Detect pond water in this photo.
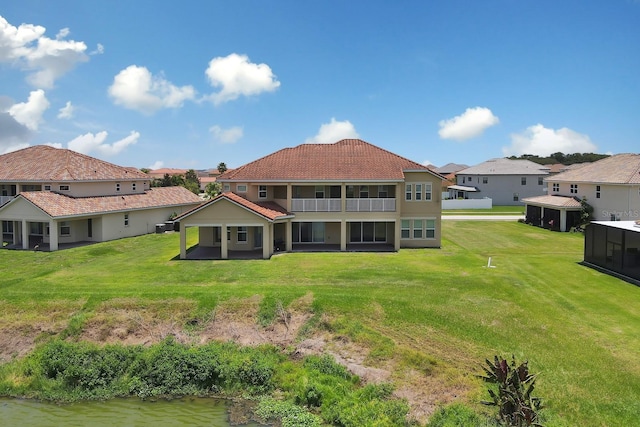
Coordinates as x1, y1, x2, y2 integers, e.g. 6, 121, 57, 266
0, 397, 264, 427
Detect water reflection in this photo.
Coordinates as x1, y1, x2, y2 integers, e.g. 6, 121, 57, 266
0, 397, 263, 427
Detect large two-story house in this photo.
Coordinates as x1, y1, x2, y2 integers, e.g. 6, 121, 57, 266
175, 139, 443, 259
454, 158, 550, 205
0, 145, 202, 251
523, 153, 640, 231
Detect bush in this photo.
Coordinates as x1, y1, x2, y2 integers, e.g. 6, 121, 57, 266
256, 397, 322, 427
428, 403, 495, 426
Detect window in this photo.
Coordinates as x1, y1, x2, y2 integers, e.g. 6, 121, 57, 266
425, 183, 432, 201
259, 185, 268, 198
223, 184, 230, 192
521, 177, 527, 185
44, 185, 51, 191
346, 185, 355, 198
482, 177, 488, 184
596, 185, 601, 199
413, 219, 423, 238
570, 184, 578, 194
513, 193, 519, 202
30, 222, 44, 234
116, 183, 121, 192
59, 185, 70, 191
2, 221, 13, 233
124, 214, 129, 227
378, 185, 388, 198
415, 184, 422, 201
552, 183, 559, 192
426, 219, 436, 238
237, 226, 247, 242
132, 182, 137, 191
315, 186, 324, 198
401, 220, 410, 239
538, 177, 543, 185
405, 184, 412, 201
236, 184, 247, 192
60, 221, 70, 236
359, 185, 369, 198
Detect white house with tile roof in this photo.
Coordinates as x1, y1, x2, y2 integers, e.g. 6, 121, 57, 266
175, 139, 443, 259
523, 154, 640, 231
0, 146, 203, 251
455, 158, 550, 205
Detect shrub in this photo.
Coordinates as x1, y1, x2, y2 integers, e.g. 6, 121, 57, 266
256, 397, 322, 427
479, 355, 544, 427
427, 403, 496, 426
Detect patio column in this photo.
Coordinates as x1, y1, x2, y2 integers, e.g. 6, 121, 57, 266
49, 219, 58, 251
179, 225, 187, 259
340, 219, 347, 251
286, 184, 292, 211
21, 219, 28, 249
12, 220, 19, 245
341, 183, 346, 213
262, 224, 270, 259
285, 221, 292, 252
221, 224, 228, 259
540, 207, 545, 227
560, 209, 567, 232
394, 219, 401, 251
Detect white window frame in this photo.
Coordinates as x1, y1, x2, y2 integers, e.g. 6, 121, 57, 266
223, 184, 230, 192
44, 185, 51, 191
259, 185, 267, 199
413, 219, 423, 238
315, 185, 325, 199
425, 183, 432, 201
482, 177, 488, 184
521, 177, 527, 186
415, 184, 422, 201
60, 221, 71, 236
570, 184, 578, 194
405, 184, 412, 201
132, 182, 137, 191
237, 226, 247, 243
359, 185, 369, 198
552, 183, 559, 192
425, 219, 436, 238
59, 185, 70, 191
237, 184, 247, 193
401, 218, 437, 240
116, 183, 121, 192
401, 219, 410, 239
124, 213, 130, 227
538, 177, 543, 185
596, 185, 601, 199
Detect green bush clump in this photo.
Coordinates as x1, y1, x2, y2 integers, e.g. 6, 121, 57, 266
256, 397, 322, 427
427, 403, 496, 426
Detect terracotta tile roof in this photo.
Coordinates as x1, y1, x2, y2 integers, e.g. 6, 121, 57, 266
15, 187, 202, 218
0, 145, 148, 181
176, 192, 292, 222
548, 154, 640, 184
217, 139, 439, 181
522, 195, 582, 208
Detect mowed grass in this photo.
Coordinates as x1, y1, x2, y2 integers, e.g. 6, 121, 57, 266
1, 221, 639, 426
442, 205, 525, 215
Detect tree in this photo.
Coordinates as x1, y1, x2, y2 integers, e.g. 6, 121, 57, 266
204, 182, 222, 199
183, 169, 201, 195
217, 162, 227, 174
140, 168, 151, 174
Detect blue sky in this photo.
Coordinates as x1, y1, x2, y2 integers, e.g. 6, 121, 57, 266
1, 1, 639, 170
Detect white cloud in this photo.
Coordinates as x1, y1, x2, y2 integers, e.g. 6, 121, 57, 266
57, 101, 74, 119
438, 107, 499, 141
89, 43, 104, 55
205, 53, 280, 105
209, 125, 243, 144
148, 160, 164, 170
503, 124, 597, 157
0, 16, 88, 88
67, 130, 140, 156
422, 160, 433, 167
305, 118, 360, 144
108, 65, 196, 114
8, 89, 49, 130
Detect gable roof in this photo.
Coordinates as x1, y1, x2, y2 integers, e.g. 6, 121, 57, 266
176, 192, 292, 222
459, 158, 550, 175
4, 187, 202, 218
435, 163, 469, 174
548, 154, 640, 184
218, 139, 441, 182
0, 145, 148, 182
522, 195, 582, 209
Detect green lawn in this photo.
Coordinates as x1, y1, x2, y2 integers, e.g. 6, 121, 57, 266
442, 205, 525, 214
1, 222, 638, 426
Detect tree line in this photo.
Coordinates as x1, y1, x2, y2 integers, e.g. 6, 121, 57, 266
507, 152, 609, 165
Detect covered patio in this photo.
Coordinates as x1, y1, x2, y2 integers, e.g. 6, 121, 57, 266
522, 195, 582, 232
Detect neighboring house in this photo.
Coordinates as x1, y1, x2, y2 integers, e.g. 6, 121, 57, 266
455, 158, 550, 205
175, 139, 443, 260
583, 220, 640, 285
146, 168, 189, 180
0, 146, 202, 251
434, 163, 469, 176
523, 154, 640, 231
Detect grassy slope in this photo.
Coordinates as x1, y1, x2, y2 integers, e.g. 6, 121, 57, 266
1, 222, 639, 426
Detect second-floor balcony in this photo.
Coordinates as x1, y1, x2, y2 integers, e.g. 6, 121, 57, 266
290, 197, 396, 213
291, 198, 341, 212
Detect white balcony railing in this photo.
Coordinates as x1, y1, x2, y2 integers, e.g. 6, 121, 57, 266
346, 198, 396, 212
0, 195, 15, 205
291, 198, 342, 212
